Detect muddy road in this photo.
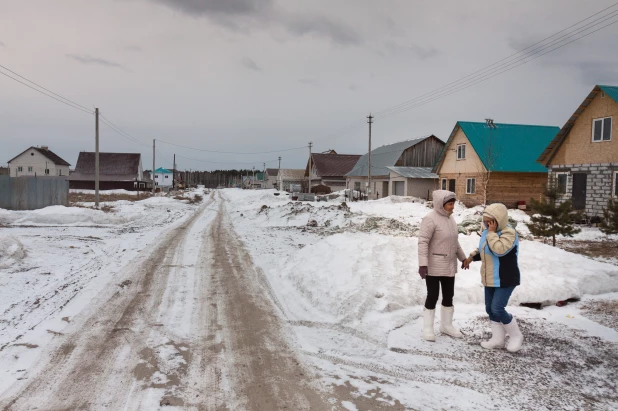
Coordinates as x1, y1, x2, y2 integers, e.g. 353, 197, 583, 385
0, 193, 333, 410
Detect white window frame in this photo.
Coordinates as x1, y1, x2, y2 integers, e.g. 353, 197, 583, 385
441, 178, 447, 190
27, 166, 33, 172
466, 178, 476, 194
592, 116, 612, 142
555, 172, 568, 195
456, 144, 466, 160
17, 166, 23, 172
44, 169, 50, 175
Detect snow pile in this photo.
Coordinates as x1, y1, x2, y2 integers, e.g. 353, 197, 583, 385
0, 236, 27, 269
69, 189, 141, 195
0, 206, 129, 226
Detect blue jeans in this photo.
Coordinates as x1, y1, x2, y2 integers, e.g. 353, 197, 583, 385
485, 286, 516, 324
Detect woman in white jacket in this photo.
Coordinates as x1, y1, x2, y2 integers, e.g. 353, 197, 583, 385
417, 190, 467, 341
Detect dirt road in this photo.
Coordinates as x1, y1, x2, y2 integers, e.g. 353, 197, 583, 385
0, 193, 332, 410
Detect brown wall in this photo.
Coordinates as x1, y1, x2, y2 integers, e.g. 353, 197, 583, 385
396, 136, 445, 167
438, 172, 546, 207
550, 92, 618, 166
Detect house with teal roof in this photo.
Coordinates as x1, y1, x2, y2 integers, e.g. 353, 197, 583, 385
154, 167, 173, 187
537, 85, 618, 218
433, 121, 559, 207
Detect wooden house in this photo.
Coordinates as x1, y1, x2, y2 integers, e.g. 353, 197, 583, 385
433, 121, 559, 207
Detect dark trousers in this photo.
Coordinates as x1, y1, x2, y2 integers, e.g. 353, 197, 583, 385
425, 276, 455, 310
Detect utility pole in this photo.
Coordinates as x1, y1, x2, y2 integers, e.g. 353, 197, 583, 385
263, 162, 266, 189
152, 139, 156, 194
95, 108, 100, 207
278, 156, 281, 191
308, 142, 313, 193
367, 114, 373, 201
173, 154, 176, 192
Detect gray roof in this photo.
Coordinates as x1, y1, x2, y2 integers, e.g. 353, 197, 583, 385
386, 167, 438, 179
345, 136, 430, 177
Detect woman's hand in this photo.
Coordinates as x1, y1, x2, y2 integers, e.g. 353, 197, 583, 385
461, 257, 472, 270
418, 266, 428, 279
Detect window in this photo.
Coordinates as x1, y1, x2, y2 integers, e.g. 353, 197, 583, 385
165, 175, 169, 179
556, 173, 568, 194
155, 175, 159, 179
28, 167, 33, 172
441, 178, 447, 190
466, 178, 476, 194
58, 169, 62, 176
45, 169, 50, 175
18, 166, 23, 172
592, 117, 612, 142
354, 181, 361, 191
457, 144, 466, 160
614, 171, 618, 198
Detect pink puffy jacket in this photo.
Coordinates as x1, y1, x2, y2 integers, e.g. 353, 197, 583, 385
418, 190, 466, 277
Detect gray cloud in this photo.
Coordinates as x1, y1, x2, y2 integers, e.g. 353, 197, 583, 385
569, 61, 618, 85
66, 54, 126, 70
125, 45, 142, 52
298, 78, 318, 86
0, 41, 5, 47
240, 56, 261, 71
150, 0, 361, 46
383, 41, 440, 60
151, 0, 271, 16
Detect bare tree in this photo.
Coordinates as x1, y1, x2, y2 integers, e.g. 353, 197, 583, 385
475, 119, 500, 206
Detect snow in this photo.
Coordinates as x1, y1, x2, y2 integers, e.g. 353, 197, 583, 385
0, 190, 207, 393
222, 188, 618, 410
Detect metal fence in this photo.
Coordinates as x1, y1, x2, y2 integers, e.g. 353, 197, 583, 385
0, 176, 69, 210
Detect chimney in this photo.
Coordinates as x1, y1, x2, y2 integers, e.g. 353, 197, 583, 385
41, 145, 49, 150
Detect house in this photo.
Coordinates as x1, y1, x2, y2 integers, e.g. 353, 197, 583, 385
266, 168, 279, 189
277, 169, 305, 191
154, 167, 173, 187
69, 152, 151, 191
7, 146, 70, 177
433, 121, 559, 207
306, 151, 361, 192
537, 85, 618, 217
346, 135, 444, 199
242, 173, 266, 189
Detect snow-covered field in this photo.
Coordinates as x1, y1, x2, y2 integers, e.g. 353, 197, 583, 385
1, 188, 617, 410
0, 193, 205, 394
223, 188, 618, 410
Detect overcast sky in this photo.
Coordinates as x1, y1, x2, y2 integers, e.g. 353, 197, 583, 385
1, 0, 617, 172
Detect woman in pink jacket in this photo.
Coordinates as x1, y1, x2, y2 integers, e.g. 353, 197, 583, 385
417, 190, 467, 341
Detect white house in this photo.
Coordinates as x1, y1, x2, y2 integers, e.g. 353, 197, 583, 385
154, 167, 173, 187
7, 146, 71, 177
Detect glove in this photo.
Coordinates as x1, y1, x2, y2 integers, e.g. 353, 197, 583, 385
418, 266, 428, 279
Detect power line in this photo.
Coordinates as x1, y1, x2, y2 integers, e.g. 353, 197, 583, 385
156, 138, 308, 154
0, 69, 94, 115
98, 113, 149, 147
0, 63, 94, 113
374, 4, 618, 119
174, 154, 279, 165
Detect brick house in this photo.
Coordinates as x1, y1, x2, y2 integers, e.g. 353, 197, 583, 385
537, 85, 618, 217
433, 121, 559, 207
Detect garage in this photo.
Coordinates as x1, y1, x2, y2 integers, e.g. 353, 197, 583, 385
393, 181, 405, 196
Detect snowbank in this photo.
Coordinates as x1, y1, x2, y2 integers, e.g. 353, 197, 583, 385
0, 236, 27, 269
0, 206, 128, 226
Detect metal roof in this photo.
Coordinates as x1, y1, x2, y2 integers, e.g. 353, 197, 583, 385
455, 122, 559, 173
310, 153, 362, 177
155, 167, 172, 174
8, 146, 71, 166
386, 167, 439, 179
278, 168, 305, 180
537, 85, 618, 165
345, 136, 432, 177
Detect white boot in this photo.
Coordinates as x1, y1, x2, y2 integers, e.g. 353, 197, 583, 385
480, 321, 505, 349
439, 306, 463, 338
423, 308, 436, 341
503, 318, 523, 353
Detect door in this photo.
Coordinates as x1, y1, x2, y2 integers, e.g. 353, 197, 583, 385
572, 173, 587, 210
393, 181, 405, 196
382, 181, 389, 198
448, 179, 456, 192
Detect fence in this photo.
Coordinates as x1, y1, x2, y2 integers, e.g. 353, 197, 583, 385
0, 176, 69, 210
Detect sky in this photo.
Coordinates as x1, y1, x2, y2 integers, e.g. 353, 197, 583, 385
1, 0, 618, 172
